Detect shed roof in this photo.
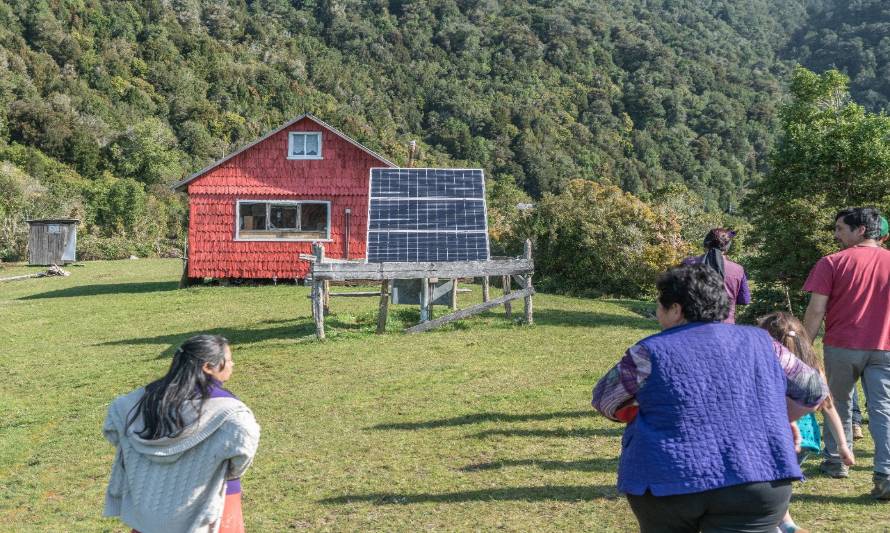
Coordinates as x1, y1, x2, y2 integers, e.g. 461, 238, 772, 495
26, 219, 80, 225
172, 113, 397, 192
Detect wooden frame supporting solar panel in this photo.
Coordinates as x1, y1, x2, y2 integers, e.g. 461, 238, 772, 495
306, 240, 534, 339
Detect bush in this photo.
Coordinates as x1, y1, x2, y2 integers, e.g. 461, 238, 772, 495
76, 233, 139, 260
531, 179, 693, 298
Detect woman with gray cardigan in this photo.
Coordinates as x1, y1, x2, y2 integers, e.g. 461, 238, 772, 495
103, 335, 260, 533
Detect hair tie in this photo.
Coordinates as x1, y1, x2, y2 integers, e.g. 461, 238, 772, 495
787, 331, 797, 337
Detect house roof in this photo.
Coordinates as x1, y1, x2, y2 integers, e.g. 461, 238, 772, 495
172, 113, 397, 192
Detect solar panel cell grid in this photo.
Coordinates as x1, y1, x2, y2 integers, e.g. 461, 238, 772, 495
367, 168, 490, 263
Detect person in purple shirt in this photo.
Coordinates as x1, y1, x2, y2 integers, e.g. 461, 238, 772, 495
683, 228, 751, 323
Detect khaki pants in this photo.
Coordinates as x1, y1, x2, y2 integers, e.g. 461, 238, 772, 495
823, 344, 890, 476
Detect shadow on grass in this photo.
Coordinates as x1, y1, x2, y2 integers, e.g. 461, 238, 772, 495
99, 317, 363, 356
467, 427, 622, 439
533, 309, 655, 330
370, 410, 594, 431
319, 484, 618, 505
20, 281, 179, 299
605, 299, 657, 320
460, 457, 618, 473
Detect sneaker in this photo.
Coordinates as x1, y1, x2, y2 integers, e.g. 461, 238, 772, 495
778, 521, 810, 533
819, 460, 849, 478
872, 474, 890, 500
853, 424, 864, 440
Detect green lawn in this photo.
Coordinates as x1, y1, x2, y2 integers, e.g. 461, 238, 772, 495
0, 259, 884, 531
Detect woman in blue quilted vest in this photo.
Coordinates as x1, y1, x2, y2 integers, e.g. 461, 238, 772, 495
592, 264, 828, 532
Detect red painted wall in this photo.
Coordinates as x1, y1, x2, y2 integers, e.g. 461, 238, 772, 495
186, 117, 392, 279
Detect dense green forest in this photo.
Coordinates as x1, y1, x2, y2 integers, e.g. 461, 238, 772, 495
1, 0, 889, 298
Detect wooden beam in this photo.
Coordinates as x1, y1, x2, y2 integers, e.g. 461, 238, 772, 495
420, 277, 431, 322
376, 280, 390, 334
502, 275, 512, 319
329, 291, 383, 297
307, 288, 471, 299
323, 280, 330, 315
451, 278, 458, 310
312, 258, 533, 281
299, 254, 357, 264
313, 243, 326, 340
482, 276, 490, 302
405, 287, 534, 334
523, 239, 534, 325
0, 273, 41, 282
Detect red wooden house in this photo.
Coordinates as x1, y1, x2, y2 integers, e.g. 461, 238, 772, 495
173, 114, 396, 281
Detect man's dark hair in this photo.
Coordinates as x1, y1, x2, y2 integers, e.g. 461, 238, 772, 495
656, 264, 730, 322
836, 207, 883, 240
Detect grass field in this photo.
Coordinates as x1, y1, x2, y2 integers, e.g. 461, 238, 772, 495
1, 259, 886, 532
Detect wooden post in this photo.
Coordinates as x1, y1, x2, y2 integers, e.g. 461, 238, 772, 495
524, 239, 534, 325
178, 237, 189, 288
420, 277, 431, 322
312, 243, 326, 339
451, 279, 458, 310
376, 280, 390, 334
323, 280, 330, 315
482, 276, 490, 302
502, 275, 512, 319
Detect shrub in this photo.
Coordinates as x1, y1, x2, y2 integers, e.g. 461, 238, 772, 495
531, 179, 692, 298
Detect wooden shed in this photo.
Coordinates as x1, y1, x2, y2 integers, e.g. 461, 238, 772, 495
173, 114, 396, 281
27, 219, 79, 265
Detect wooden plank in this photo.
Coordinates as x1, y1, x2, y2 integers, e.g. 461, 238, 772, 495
420, 278, 431, 322
313, 243, 326, 339
0, 273, 41, 282
328, 291, 382, 297
523, 239, 534, 325
312, 259, 533, 281
299, 254, 356, 264
376, 280, 390, 334
502, 275, 512, 319
323, 280, 330, 315
405, 287, 535, 334
451, 279, 458, 310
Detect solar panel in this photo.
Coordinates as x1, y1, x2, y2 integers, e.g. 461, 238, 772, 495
367, 168, 490, 262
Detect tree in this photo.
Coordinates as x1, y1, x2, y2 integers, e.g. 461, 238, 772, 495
743, 67, 890, 316
106, 118, 182, 186
531, 179, 691, 297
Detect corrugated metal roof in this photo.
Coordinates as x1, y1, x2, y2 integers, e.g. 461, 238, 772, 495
172, 113, 396, 192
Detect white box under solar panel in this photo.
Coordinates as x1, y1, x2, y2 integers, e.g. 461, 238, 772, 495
367, 168, 490, 263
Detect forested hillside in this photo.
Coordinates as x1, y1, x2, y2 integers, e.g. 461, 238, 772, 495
784, 0, 890, 112
1, 1, 888, 287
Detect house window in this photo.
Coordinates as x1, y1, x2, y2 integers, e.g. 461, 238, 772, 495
237, 201, 330, 240
288, 132, 322, 159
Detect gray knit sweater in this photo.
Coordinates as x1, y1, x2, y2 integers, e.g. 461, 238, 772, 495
103, 388, 260, 533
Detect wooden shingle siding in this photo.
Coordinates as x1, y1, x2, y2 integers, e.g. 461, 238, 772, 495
185, 116, 392, 280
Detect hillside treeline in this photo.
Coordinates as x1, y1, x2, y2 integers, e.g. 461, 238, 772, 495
1, 1, 889, 303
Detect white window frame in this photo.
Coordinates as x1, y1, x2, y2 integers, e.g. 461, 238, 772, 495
287, 132, 323, 160
235, 200, 332, 242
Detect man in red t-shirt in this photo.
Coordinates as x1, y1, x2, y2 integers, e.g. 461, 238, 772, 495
803, 207, 890, 499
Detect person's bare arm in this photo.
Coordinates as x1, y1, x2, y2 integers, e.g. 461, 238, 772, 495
822, 402, 855, 466
803, 293, 829, 342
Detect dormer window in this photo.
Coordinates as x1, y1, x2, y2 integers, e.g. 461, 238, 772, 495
288, 132, 322, 159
